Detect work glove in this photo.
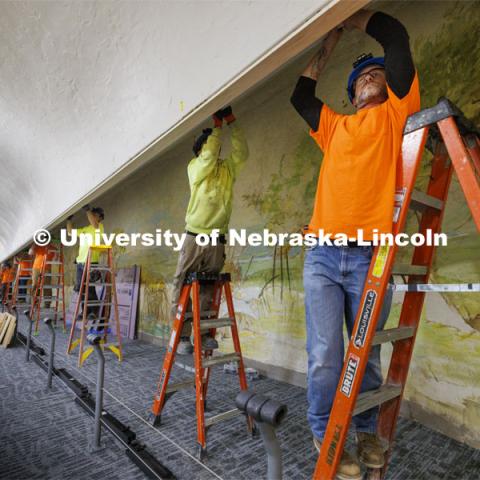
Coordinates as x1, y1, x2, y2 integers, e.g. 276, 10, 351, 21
222, 106, 235, 124
212, 109, 224, 128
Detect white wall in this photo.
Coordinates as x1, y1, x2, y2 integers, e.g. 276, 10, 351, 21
0, 0, 363, 260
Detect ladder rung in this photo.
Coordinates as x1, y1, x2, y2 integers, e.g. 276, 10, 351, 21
391, 264, 428, 276
393, 283, 480, 293
184, 310, 217, 320
174, 358, 196, 373
46, 261, 62, 265
410, 189, 444, 211
90, 266, 111, 271
203, 353, 240, 368
18, 276, 31, 279
372, 326, 415, 346
166, 380, 196, 393
38, 285, 63, 289
200, 317, 233, 331
205, 408, 242, 428
84, 302, 113, 306
353, 385, 402, 416
43, 274, 63, 277
91, 283, 112, 287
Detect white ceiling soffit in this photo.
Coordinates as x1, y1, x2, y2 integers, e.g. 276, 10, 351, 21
0, 0, 368, 260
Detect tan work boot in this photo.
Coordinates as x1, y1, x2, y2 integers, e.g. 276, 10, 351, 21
313, 437, 362, 480
356, 432, 385, 468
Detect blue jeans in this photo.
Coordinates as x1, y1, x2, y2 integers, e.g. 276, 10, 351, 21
303, 244, 393, 440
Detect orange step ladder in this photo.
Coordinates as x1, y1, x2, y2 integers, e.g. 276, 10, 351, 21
66, 245, 122, 366
314, 97, 480, 479
30, 243, 66, 333
150, 272, 252, 459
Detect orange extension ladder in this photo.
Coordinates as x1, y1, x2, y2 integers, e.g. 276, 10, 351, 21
314, 98, 480, 479
9, 255, 33, 310
66, 245, 122, 366
30, 243, 66, 333
150, 272, 252, 459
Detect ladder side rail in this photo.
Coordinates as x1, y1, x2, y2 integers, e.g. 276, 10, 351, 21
202, 280, 223, 401
34, 255, 48, 333
67, 256, 88, 353
192, 280, 207, 449
10, 263, 21, 308
464, 134, 480, 176
314, 127, 430, 480
60, 246, 67, 330
438, 117, 480, 230
52, 252, 61, 325
78, 250, 92, 366
109, 248, 122, 360
378, 141, 455, 478
224, 280, 249, 392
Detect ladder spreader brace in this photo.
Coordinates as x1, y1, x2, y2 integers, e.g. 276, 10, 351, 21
314, 97, 480, 479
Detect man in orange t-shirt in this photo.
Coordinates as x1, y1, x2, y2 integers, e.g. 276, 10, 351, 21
291, 9, 420, 478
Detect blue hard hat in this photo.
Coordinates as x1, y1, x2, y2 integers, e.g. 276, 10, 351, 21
347, 53, 385, 103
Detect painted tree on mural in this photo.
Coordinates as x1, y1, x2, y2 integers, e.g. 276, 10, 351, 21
243, 1, 480, 329
242, 134, 321, 233
241, 133, 321, 294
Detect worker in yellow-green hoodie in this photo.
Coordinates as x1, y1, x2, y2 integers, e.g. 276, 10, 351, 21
173, 105, 248, 355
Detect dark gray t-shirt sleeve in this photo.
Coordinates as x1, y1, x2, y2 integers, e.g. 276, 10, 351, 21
366, 11, 415, 99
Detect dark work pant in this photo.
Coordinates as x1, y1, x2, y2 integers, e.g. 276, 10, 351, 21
0, 283, 7, 305
18, 278, 28, 300
74, 263, 98, 317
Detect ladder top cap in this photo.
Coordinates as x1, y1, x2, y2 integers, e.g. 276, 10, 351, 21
404, 97, 480, 136
89, 245, 112, 250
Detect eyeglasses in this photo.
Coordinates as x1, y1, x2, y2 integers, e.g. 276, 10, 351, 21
355, 67, 385, 87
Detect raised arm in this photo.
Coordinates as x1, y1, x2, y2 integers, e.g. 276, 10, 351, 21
188, 128, 222, 185
344, 10, 415, 99
290, 28, 343, 130
225, 123, 248, 178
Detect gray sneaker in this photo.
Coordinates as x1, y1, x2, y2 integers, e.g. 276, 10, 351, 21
201, 335, 218, 351
177, 336, 193, 355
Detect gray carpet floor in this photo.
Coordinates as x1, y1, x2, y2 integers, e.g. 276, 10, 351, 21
1, 313, 479, 480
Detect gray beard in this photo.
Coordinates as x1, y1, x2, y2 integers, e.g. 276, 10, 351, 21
356, 84, 388, 108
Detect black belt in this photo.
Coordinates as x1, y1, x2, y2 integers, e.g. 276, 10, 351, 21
186, 231, 226, 244
345, 240, 372, 248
